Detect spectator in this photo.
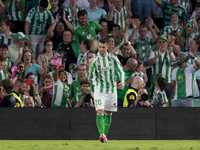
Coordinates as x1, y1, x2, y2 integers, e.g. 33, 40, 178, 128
47, 12, 74, 50
107, 0, 132, 30
73, 10, 106, 46
0, 78, 15, 107
107, 35, 122, 56
167, 33, 181, 58
152, 0, 163, 30
49, 59, 73, 88
20, 72, 42, 105
134, 88, 154, 107
64, 0, 82, 27
188, 18, 200, 44
186, 2, 200, 37
163, 13, 186, 51
25, 0, 55, 58
38, 40, 60, 73
52, 66, 69, 108
0, 44, 13, 72
0, 55, 9, 81
68, 64, 93, 107
74, 79, 94, 108
152, 76, 168, 107
12, 78, 26, 107
76, 39, 97, 65
111, 24, 124, 45
123, 76, 144, 107
117, 58, 138, 107
8, 32, 28, 62
0, 20, 15, 45
131, 0, 152, 23
5, 0, 25, 33
96, 18, 108, 41
169, 52, 200, 107
86, 51, 95, 67
132, 60, 148, 86
57, 29, 81, 71
130, 24, 157, 67
61, 0, 90, 9
148, 35, 176, 98
144, 17, 160, 38
39, 74, 53, 107
22, 50, 47, 84
0, 0, 4, 12
24, 96, 42, 108
85, 0, 107, 23
154, 0, 187, 28
124, 14, 141, 39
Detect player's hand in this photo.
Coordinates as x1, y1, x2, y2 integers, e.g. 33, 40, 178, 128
178, 29, 183, 36
157, 47, 161, 57
18, 53, 22, 60
125, 18, 131, 25
55, 13, 60, 22
117, 82, 124, 90
193, 18, 197, 28
34, 84, 39, 91
189, 53, 195, 59
63, 10, 67, 21
40, 55, 45, 62
108, 0, 114, 9
141, 66, 146, 73
124, 33, 129, 43
80, 96, 84, 103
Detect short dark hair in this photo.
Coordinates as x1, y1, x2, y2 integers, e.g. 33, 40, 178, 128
25, 72, 36, 79
63, 29, 73, 35
139, 25, 147, 30
80, 79, 90, 86
87, 50, 95, 56
78, 10, 87, 18
170, 13, 179, 20
131, 14, 140, 20
137, 60, 143, 68
59, 70, 67, 76
1, 78, 13, 94
112, 24, 120, 30
15, 78, 25, 87
99, 18, 107, 25
156, 76, 166, 91
40, 0, 48, 8
195, 2, 200, 8
0, 44, 8, 50
99, 38, 108, 45
44, 40, 53, 46
78, 64, 87, 69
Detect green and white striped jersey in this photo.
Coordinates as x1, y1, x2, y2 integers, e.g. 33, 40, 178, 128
8, 0, 25, 21
51, 79, 69, 108
0, 32, 15, 45
49, 71, 73, 84
131, 71, 145, 80
172, 64, 196, 100
89, 52, 125, 93
163, 25, 186, 37
187, 16, 198, 29
153, 88, 168, 107
111, 6, 128, 31
20, 94, 37, 106
4, 56, 12, 71
25, 6, 55, 35
164, 0, 192, 13
160, 1, 187, 27
189, 29, 199, 43
149, 50, 175, 83
77, 51, 89, 66
0, 70, 9, 81
64, 6, 82, 27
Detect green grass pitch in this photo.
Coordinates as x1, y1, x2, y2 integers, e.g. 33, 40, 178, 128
0, 140, 200, 150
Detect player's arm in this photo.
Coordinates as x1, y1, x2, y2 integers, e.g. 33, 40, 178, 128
54, 66, 59, 82
107, 1, 114, 21
169, 80, 175, 107
47, 14, 59, 40
114, 57, 125, 88
148, 49, 160, 66
67, 98, 72, 108
193, 56, 200, 70
63, 10, 74, 32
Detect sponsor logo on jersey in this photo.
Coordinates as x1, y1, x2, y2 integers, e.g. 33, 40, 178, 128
97, 67, 112, 71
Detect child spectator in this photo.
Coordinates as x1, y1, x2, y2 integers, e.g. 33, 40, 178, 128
152, 76, 168, 107
0, 55, 9, 81
0, 44, 13, 72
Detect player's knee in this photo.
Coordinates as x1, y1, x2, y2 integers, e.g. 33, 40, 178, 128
105, 111, 112, 115
96, 109, 104, 114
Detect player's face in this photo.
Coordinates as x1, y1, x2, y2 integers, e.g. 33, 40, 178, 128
100, 22, 108, 31
63, 31, 72, 43
78, 14, 88, 26
43, 78, 53, 87
114, 0, 123, 10
78, 66, 87, 77
139, 27, 147, 40
50, 0, 59, 8
170, 14, 179, 24
108, 37, 115, 48
98, 42, 108, 57
25, 98, 34, 107
0, 48, 8, 58
81, 84, 90, 93
59, 72, 67, 82
122, 45, 130, 58
56, 22, 65, 33
44, 41, 53, 53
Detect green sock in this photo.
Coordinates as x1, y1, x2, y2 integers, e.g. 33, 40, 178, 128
96, 113, 104, 135
104, 113, 112, 136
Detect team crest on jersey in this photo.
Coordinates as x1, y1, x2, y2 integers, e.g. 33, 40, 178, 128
45, 15, 48, 19
179, 11, 182, 14
91, 27, 93, 30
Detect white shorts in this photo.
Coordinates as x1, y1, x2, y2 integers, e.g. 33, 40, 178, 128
94, 92, 117, 112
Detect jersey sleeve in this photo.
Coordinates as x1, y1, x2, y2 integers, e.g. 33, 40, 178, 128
69, 82, 74, 98
47, 11, 55, 24
113, 56, 125, 85
73, 29, 81, 44
25, 7, 35, 23
19, 0, 25, 6
102, 9, 108, 19
149, 50, 155, 60
67, 73, 73, 84
172, 68, 177, 81
163, 26, 168, 37
159, 0, 166, 10
94, 21, 102, 32
183, 13, 187, 21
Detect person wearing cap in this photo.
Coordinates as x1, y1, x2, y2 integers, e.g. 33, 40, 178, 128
8, 32, 28, 62
148, 35, 176, 98
169, 52, 200, 107
24, 0, 55, 59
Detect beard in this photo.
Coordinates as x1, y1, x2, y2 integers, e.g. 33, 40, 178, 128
19, 87, 24, 95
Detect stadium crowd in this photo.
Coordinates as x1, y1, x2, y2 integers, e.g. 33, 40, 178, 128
0, 0, 199, 108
